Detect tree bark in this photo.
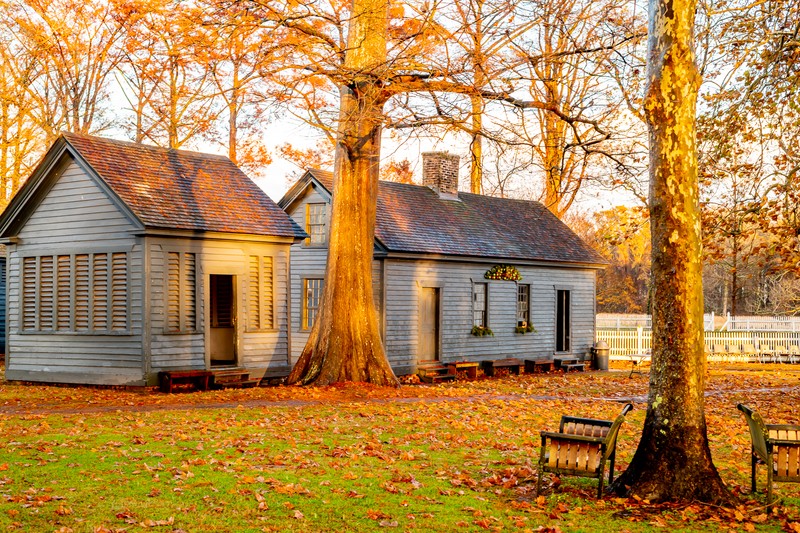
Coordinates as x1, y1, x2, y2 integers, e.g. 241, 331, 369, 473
609, 0, 732, 503
287, 0, 398, 387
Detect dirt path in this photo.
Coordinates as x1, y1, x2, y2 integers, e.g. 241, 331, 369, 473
2, 384, 798, 417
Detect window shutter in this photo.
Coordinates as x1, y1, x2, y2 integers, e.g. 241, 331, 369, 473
183, 253, 196, 330
56, 255, 71, 330
92, 253, 108, 330
39, 256, 54, 330
74, 254, 90, 331
22, 257, 37, 330
249, 256, 260, 330
166, 252, 181, 332
111, 252, 128, 331
262, 256, 273, 329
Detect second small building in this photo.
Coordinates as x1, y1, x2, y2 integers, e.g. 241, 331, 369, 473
279, 153, 608, 376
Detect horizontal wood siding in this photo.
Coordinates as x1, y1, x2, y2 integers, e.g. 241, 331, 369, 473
287, 186, 328, 363
147, 239, 292, 374
18, 160, 138, 245
6, 160, 145, 384
383, 259, 597, 371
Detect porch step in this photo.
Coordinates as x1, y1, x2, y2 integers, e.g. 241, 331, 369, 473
210, 368, 260, 389
417, 361, 456, 383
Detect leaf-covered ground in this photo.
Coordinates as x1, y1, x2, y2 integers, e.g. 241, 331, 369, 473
0, 362, 799, 532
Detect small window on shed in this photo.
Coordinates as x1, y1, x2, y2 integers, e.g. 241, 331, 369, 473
305, 203, 327, 245
517, 284, 531, 326
472, 282, 488, 328
302, 278, 324, 330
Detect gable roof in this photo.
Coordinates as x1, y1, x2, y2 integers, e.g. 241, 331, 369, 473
1, 133, 305, 239
284, 169, 607, 266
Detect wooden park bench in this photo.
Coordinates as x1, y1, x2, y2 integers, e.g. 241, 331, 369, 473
158, 369, 212, 393
524, 359, 555, 374
537, 403, 633, 498
737, 404, 800, 511
481, 358, 523, 377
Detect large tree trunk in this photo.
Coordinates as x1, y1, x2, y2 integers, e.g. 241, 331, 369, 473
609, 0, 731, 503
287, 0, 398, 387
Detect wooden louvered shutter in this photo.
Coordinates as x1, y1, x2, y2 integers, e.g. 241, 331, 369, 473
22, 257, 37, 330
249, 256, 260, 330
167, 252, 181, 332
74, 254, 90, 331
184, 253, 196, 331
262, 257, 273, 329
111, 252, 128, 331
248, 256, 274, 331
56, 255, 71, 330
39, 256, 54, 330
92, 253, 108, 330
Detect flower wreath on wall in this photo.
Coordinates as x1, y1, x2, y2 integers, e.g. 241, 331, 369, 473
484, 264, 522, 281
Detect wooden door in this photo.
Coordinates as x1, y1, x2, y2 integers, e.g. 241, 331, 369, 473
419, 287, 440, 362
210, 274, 236, 366
556, 289, 571, 352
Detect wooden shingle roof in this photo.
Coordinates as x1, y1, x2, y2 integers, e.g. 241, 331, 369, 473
61, 133, 305, 238
300, 169, 607, 266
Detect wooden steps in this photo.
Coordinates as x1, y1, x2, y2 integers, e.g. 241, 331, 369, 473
417, 360, 456, 383
157, 368, 262, 393
211, 368, 261, 389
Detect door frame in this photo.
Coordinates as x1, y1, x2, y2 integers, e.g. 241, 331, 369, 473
206, 273, 240, 368
555, 286, 572, 354
417, 284, 442, 363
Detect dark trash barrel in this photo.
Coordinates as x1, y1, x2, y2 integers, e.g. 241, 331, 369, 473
594, 341, 610, 371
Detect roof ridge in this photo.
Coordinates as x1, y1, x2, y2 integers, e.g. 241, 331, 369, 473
61, 132, 231, 161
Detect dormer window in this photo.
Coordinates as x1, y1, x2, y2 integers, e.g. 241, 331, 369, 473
306, 203, 327, 245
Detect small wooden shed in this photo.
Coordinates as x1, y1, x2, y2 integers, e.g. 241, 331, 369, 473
0, 134, 305, 386
280, 153, 608, 376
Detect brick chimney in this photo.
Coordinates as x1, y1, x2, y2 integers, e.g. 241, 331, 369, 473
422, 152, 460, 199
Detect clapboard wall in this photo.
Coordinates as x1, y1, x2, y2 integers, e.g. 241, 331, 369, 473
5, 157, 146, 385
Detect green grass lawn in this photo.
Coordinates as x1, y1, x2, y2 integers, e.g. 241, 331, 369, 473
0, 364, 798, 532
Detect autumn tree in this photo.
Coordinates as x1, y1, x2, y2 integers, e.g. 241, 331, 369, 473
5, 0, 133, 140
285, 0, 398, 386
609, 0, 731, 502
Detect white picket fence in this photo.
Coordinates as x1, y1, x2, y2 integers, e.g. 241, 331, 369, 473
598, 313, 800, 332
597, 326, 800, 362
597, 313, 716, 330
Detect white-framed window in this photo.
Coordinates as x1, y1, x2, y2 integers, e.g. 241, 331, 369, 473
305, 203, 327, 245
302, 278, 324, 330
472, 282, 488, 327
517, 284, 530, 326
165, 251, 197, 333
248, 255, 274, 331
21, 252, 129, 333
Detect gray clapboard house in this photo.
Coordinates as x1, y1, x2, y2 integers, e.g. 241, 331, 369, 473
0, 134, 305, 386
279, 153, 608, 376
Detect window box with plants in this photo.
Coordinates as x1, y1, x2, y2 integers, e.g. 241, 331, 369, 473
471, 325, 494, 337
484, 264, 522, 281
515, 321, 536, 334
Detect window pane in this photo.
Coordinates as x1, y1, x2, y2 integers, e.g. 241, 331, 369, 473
517, 284, 530, 324
307, 203, 327, 244
303, 278, 324, 329
472, 282, 487, 327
